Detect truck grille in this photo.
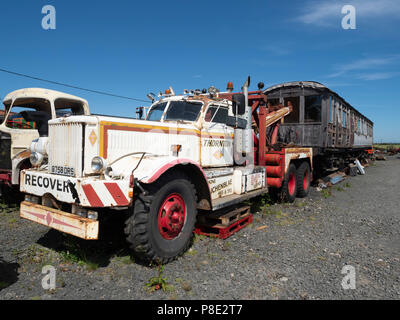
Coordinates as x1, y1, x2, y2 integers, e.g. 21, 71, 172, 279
48, 123, 83, 177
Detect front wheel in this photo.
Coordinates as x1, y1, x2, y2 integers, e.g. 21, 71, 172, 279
124, 172, 197, 264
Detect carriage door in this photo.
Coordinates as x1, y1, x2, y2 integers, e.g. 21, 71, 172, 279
200, 104, 234, 167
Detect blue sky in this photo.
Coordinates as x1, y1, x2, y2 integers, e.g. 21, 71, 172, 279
0, 0, 399, 142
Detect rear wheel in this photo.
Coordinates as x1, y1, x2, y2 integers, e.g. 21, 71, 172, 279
296, 161, 311, 198
124, 172, 197, 264
280, 163, 297, 203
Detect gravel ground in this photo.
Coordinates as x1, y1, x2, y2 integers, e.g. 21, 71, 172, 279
0, 156, 399, 300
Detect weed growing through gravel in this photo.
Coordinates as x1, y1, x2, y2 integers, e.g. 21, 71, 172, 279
0, 200, 18, 215
321, 188, 332, 199
246, 194, 274, 213
146, 264, 173, 292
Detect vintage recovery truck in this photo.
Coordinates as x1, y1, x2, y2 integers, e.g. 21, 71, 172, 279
0, 88, 90, 197
19, 78, 312, 262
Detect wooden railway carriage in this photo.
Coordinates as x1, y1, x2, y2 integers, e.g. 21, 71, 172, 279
264, 81, 373, 173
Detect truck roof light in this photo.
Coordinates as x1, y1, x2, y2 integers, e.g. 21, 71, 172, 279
227, 82, 234, 92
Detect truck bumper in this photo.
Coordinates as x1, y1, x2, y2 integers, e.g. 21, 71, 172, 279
20, 201, 99, 240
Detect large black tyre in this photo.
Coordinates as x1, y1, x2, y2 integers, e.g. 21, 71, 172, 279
280, 163, 297, 203
296, 161, 311, 198
124, 172, 197, 264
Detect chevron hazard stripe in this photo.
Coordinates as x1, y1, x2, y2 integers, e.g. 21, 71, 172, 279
82, 182, 130, 207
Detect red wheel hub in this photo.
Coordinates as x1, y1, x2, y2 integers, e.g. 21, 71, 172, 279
158, 193, 186, 240
303, 169, 309, 190
288, 172, 296, 196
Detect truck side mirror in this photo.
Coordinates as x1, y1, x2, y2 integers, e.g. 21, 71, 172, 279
226, 116, 247, 129
232, 94, 246, 116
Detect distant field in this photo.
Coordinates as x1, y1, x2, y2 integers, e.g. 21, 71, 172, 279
374, 144, 400, 150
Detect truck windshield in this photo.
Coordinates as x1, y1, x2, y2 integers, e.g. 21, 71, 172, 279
165, 101, 202, 122
146, 102, 167, 121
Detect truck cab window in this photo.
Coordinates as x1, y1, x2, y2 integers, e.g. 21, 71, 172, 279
146, 102, 168, 121
205, 105, 228, 124
165, 101, 202, 122
54, 98, 85, 117
5, 106, 38, 130
304, 95, 322, 123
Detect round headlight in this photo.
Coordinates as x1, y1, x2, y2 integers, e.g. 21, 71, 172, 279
91, 156, 106, 173
30, 152, 44, 166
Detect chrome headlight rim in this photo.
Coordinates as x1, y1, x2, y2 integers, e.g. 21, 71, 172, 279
91, 156, 107, 173
29, 152, 44, 166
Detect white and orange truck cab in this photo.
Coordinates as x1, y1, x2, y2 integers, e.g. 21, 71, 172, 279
19, 78, 312, 263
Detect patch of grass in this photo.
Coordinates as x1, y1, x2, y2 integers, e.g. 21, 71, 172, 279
276, 217, 297, 226
344, 182, 351, 188
8, 217, 18, 227
335, 186, 344, 192
263, 207, 283, 217
22, 244, 56, 267
321, 188, 332, 199
0, 200, 18, 215
0, 281, 10, 289
113, 255, 134, 265
58, 237, 99, 271
294, 201, 306, 208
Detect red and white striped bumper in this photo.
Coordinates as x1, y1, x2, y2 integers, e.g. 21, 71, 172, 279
20, 170, 132, 208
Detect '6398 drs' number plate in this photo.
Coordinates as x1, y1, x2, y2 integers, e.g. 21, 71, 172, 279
50, 166, 75, 177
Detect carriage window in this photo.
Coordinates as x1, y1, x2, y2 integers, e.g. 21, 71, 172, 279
283, 97, 300, 123
342, 111, 347, 128
304, 95, 322, 123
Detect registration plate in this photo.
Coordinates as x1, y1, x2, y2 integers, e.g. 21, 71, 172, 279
50, 165, 75, 177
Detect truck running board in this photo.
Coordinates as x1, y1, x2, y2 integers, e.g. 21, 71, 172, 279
211, 187, 268, 211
